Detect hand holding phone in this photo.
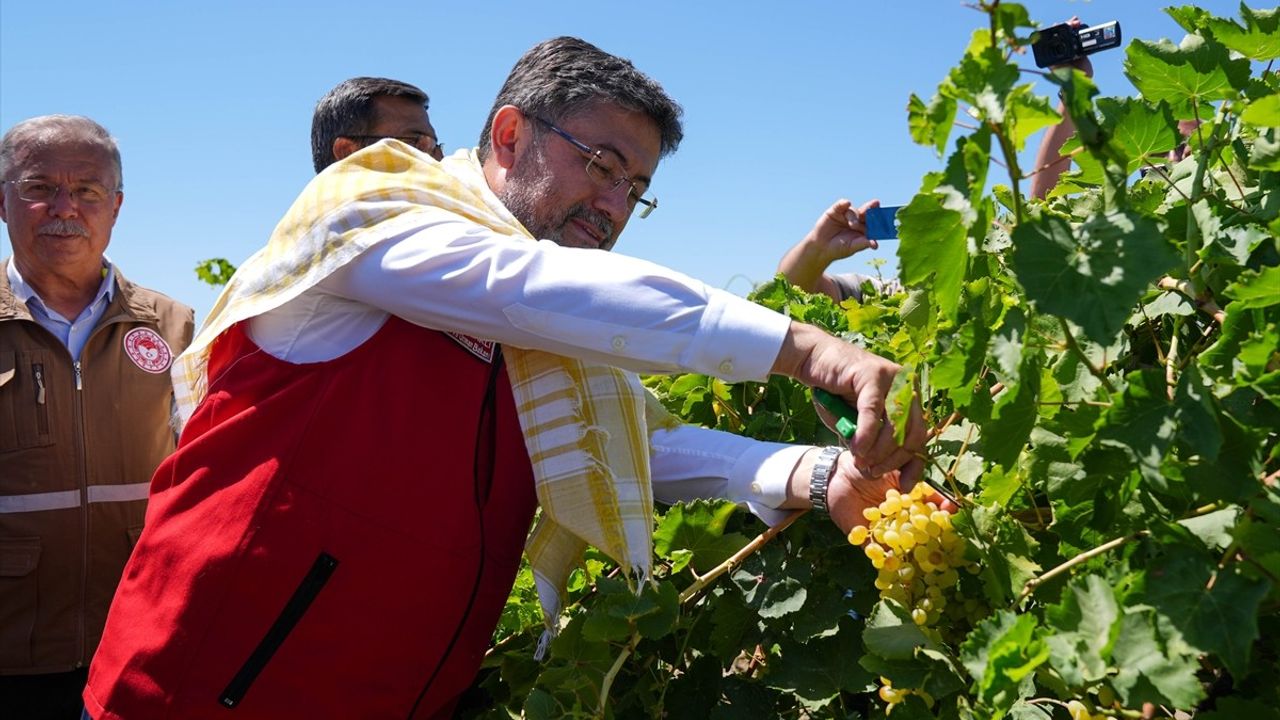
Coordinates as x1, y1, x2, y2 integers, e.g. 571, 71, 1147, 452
863, 205, 902, 241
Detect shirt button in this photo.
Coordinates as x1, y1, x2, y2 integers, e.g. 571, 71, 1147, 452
718, 360, 734, 375
611, 336, 626, 351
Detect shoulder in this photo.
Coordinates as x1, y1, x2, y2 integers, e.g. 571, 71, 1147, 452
113, 272, 196, 349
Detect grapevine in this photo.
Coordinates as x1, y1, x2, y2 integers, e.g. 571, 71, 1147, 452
445, 3, 1280, 718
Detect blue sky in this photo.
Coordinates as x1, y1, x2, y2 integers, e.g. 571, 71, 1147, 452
0, 0, 1250, 321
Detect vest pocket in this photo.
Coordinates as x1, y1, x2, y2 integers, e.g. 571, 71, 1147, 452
218, 551, 339, 709
0, 537, 41, 668
0, 350, 54, 453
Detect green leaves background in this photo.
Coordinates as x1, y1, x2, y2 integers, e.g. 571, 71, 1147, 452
463, 4, 1279, 718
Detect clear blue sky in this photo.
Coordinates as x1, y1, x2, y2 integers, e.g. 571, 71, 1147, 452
0, 0, 1249, 321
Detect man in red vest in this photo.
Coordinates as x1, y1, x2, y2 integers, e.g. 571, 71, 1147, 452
85, 37, 928, 719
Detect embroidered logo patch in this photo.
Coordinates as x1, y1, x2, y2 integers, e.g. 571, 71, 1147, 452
123, 327, 173, 373
445, 332, 496, 364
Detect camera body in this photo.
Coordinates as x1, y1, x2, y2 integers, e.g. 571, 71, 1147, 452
1032, 20, 1122, 68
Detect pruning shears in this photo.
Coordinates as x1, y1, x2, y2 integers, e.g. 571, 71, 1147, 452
811, 387, 958, 506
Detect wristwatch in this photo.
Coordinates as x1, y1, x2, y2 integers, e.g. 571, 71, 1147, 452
808, 446, 842, 514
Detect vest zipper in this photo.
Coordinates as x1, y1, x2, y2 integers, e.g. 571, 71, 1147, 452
73, 359, 88, 667
219, 552, 340, 709
32, 362, 49, 434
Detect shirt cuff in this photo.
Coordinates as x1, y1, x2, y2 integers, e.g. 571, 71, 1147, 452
730, 442, 812, 527
682, 289, 790, 383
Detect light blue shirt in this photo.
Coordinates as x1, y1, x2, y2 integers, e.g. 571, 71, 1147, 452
7, 258, 116, 360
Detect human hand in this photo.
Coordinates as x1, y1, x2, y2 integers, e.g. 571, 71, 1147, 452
826, 455, 900, 534
774, 324, 928, 484
1051, 17, 1094, 78
801, 198, 880, 266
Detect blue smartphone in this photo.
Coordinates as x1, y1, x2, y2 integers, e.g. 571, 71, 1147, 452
864, 205, 902, 240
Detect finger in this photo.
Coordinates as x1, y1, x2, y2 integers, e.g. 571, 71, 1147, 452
850, 394, 886, 465
898, 456, 925, 490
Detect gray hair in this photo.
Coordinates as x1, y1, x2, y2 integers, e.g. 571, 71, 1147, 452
311, 77, 429, 173
477, 37, 683, 163
0, 115, 123, 188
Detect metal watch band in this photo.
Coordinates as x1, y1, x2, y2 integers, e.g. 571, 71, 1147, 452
808, 446, 842, 514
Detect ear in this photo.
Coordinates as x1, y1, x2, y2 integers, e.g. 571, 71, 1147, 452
111, 190, 124, 222
489, 105, 527, 169
332, 137, 361, 163
0, 188, 7, 224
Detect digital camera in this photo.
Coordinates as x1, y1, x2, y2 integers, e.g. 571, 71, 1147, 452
1031, 20, 1122, 68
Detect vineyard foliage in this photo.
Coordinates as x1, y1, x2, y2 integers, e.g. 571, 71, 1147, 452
458, 4, 1280, 719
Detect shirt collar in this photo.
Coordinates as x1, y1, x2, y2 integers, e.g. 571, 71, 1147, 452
6, 256, 116, 314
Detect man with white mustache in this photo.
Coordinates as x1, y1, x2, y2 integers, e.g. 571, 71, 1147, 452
0, 115, 193, 720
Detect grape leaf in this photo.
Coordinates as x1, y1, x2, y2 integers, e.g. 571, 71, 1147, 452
1110, 607, 1206, 709
1223, 265, 1280, 309
1204, 5, 1280, 61
959, 610, 1048, 708
1006, 85, 1061, 151
983, 357, 1039, 469
909, 92, 957, 158
1177, 507, 1241, 552
1043, 574, 1120, 686
1144, 552, 1273, 678
898, 192, 970, 320
1011, 210, 1178, 344
1242, 93, 1280, 127
653, 500, 748, 571
863, 599, 940, 661
1124, 34, 1252, 114
1096, 97, 1182, 174
765, 636, 875, 709
1097, 370, 1177, 480
1173, 364, 1223, 462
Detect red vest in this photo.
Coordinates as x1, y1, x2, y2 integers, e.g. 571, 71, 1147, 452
85, 317, 537, 719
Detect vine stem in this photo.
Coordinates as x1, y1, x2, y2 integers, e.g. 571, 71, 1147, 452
1056, 317, 1116, 394
1158, 276, 1224, 326
678, 509, 804, 605
1018, 531, 1149, 603
597, 630, 640, 717
1165, 317, 1183, 401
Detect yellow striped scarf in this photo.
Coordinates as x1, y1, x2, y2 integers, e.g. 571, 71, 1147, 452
172, 141, 679, 638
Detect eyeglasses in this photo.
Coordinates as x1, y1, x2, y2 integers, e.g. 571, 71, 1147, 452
344, 133, 443, 160
2, 179, 118, 206
533, 117, 658, 219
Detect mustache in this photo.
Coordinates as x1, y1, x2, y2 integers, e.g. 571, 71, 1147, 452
37, 219, 90, 237
567, 206, 614, 244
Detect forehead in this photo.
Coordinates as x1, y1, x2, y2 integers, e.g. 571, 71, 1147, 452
557, 104, 661, 180
11, 140, 115, 181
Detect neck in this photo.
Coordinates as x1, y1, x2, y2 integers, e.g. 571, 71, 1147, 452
17, 260, 105, 320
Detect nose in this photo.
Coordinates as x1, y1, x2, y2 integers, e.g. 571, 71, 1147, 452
591, 185, 631, 233
47, 187, 80, 218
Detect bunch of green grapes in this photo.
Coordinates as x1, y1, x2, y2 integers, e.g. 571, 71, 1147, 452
847, 483, 977, 626
848, 483, 984, 712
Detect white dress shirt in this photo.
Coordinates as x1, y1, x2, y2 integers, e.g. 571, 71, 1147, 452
248, 212, 810, 525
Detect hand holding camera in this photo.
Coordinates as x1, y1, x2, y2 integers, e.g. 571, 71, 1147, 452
1031, 18, 1121, 69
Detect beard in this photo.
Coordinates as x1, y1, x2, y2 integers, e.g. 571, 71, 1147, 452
497, 140, 617, 251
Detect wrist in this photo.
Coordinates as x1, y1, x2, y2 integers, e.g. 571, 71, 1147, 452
808, 446, 842, 514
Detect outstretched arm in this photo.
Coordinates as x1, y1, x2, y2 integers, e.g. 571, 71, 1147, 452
777, 198, 880, 301
1029, 20, 1093, 200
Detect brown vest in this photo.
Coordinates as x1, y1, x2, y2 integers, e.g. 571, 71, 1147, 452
0, 258, 193, 674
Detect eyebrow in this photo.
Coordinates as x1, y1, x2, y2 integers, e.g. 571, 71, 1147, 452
596, 142, 652, 187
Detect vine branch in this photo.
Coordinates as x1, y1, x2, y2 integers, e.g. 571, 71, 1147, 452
1158, 276, 1224, 326
678, 509, 804, 605
1019, 531, 1149, 603
597, 631, 640, 717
